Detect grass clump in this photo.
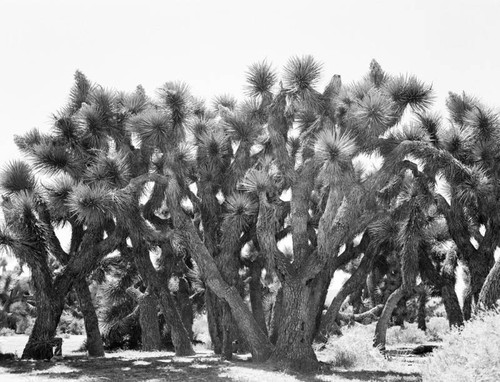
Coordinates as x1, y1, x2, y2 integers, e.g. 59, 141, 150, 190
387, 323, 427, 345
318, 323, 387, 369
425, 316, 449, 341
421, 310, 500, 382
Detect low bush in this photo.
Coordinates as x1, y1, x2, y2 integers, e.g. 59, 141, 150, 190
0, 327, 15, 336
318, 323, 387, 369
386, 322, 427, 345
425, 316, 449, 342
421, 310, 500, 382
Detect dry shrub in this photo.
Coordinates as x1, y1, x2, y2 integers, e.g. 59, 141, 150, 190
426, 316, 449, 341
387, 323, 427, 345
422, 310, 500, 382
318, 323, 387, 369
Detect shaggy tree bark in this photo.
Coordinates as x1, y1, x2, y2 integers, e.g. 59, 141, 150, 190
478, 259, 500, 309
249, 259, 268, 335
75, 279, 104, 357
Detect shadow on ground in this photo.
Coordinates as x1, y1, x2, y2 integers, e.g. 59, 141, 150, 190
0, 353, 422, 382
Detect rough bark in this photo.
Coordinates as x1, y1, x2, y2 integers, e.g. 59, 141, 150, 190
126, 287, 162, 351
130, 241, 194, 356
441, 283, 464, 327
478, 259, 500, 309
205, 290, 223, 354
270, 279, 319, 372
417, 290, 427, 331
249, 260, 268, 335
75, 279, 104, 357
173, 206, 273, 362
175, 277, 194, 340
373, 287, 404, 351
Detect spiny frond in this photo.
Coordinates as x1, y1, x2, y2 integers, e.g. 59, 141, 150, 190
353, 88, 394, 130
446, 91, 479, 125
212, 94, 238, 113
245, 60, 277, 98
31, 142, 79, 176
77, 103, 110, 149
186, 262, 205, 293
45, 175, 77, 221
238, 168, 273, 194
91, 87, 117, 123
67, 183, 114, 226
437, 124, 475, 161
463, 106, 499, 141
454, 165, 492, 207
350, 80, 374, 100
287, 136, 302, 159
120, 90, 148, 115
416, 112, 441, 144
188, 117, 218, 142
128, 110, 173, 149
196, 129, 231, 168
84, 152, 131, 188
157, 81, 192, 130
14, 128, 52, 155
239, 98, 267, 123
0, 161, 36, 194
313, 128, 357, 183
224, 192, 258, 222
224, 114, 260, 143
52, 114, 82, 145
283, 55, 322, 91
69, 70, 93, 113
385, 75, 434, 113
384, 123, 431, 144
368, 217, 399, 251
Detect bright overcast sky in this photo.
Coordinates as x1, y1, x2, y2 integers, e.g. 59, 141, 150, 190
1, 0, 499, 167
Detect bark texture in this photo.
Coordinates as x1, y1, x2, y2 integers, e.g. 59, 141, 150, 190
373, 287, 404, 351
75, 279, 104, 357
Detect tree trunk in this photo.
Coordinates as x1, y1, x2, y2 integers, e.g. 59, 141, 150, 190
75, 279, 104, 357
22, 288, 65, 360
478, 258, 500, 309
269, 287, 283, 345
249, 260, 268, 335
417, 290, 427, 331
175, 277, 194, 340
441, 283, 464, 327
270, 279, 319, 372
205, 290, 223, 354
126, 286, 162, 351
130, 240, 194, 356
373, 287, 404, 351
317, 253, 371, 341
139, 292, 162, 351
172, 207, 273, 362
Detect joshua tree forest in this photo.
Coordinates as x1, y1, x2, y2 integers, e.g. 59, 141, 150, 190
0, 56, 499, 381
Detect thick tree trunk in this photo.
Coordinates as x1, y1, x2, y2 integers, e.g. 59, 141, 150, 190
22, 288, 65, 360
373, 287, 404, 351
478, 259, 500, 309
205, 290, 223, 354
441, 283, 464, 327
175, 277, 194, 340
172, 207, 273, 362
249, 260, 268, 335
75, 279, 104, 357
130, 241, 194, 356
139, 292, 162, 351
126, 287, 162, 351
270, 279, 319, 372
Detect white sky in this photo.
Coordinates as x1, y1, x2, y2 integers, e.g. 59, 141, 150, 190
1, 0, 499, 167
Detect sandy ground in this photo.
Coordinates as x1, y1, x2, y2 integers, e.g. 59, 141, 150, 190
0, 335, 423, 382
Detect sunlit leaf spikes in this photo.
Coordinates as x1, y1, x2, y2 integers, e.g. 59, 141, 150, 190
0, 161, 37, 195
245, 60, 277, 99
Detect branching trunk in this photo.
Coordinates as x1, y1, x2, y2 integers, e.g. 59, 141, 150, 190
317, 252, 372, 341
249, 259, 268, 335
441, 283, 464, 327
373, 287, 404, 351
75, 279, 104, 357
